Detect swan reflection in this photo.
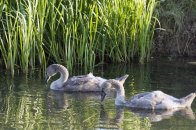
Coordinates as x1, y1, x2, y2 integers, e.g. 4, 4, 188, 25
100, 105, 195, 125
129, 107, 195, 122
47, 90, 195, 126
47, 90, 101, 110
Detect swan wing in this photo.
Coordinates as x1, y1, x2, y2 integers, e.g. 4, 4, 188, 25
63, 76, 102, 91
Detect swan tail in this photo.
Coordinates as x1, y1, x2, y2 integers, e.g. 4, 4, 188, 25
87, 72, 93, 77
180, 93, 196, 107
115, 74, 129, 85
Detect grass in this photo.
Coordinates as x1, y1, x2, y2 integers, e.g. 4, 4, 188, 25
0, 0, 158, 75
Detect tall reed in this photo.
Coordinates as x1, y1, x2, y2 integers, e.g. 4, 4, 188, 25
0, 0, 158, 75
0, 0, 46, 75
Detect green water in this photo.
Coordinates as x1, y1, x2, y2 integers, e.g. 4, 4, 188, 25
0, 59, 196, 130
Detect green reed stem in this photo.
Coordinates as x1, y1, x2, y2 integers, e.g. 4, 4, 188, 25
0, 0, 158, 75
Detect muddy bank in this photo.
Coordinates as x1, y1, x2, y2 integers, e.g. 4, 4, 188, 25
153, 1, 196, 57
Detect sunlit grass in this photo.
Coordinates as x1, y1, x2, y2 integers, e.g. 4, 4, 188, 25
0, 0, 158, 75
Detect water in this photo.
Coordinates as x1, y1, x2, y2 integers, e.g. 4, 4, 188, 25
0, 58, 196, 130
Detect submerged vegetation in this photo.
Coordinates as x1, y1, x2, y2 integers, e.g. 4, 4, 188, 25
0, 0, 158, 75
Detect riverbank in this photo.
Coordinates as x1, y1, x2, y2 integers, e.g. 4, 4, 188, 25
153, 0, 196, 57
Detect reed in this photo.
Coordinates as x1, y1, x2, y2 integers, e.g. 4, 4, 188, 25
0, 0, 158, 75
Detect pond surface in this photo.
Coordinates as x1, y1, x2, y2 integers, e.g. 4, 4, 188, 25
0, 58, 196, 130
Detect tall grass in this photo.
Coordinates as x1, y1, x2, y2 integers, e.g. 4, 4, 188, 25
0, 0, 47, 75
0, 0, 158, 75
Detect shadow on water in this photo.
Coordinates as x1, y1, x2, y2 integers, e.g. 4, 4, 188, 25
0, 58, 196, 129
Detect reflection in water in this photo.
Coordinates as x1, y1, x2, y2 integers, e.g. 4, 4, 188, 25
100, 105, 124, 126
48, 91, 151, 130
98, 105, 151, 130
1, 59, 196, 129
47, 90, 69, 110
48, 90, 123, 129
47, 90, 102, 110
47, 90, 102, 111
129, 107, 195, 122
99, 104, 195, 126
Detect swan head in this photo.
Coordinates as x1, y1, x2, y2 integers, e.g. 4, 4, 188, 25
46, 64, 60, 83
101, 74, 129, 103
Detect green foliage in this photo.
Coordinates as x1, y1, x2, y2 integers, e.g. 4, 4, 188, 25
155, 0, 196, 56
0, 0, 47, 75
0, 0, 158, 75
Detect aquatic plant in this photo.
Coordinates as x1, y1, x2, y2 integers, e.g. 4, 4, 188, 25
0, 0, 158, 75
0, 0, 46, 75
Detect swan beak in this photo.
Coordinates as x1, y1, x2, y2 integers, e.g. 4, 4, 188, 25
101, 91, 106, 103
45, 75, 51, 83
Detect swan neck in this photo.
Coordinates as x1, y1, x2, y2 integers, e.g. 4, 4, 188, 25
109, 80, 126, 106
115, 90, 126, 106
58, 66, 69, 83
115, 94, 126, 106
115, 83, 125, 97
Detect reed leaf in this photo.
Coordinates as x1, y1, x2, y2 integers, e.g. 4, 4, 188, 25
0, 0, 158, 75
